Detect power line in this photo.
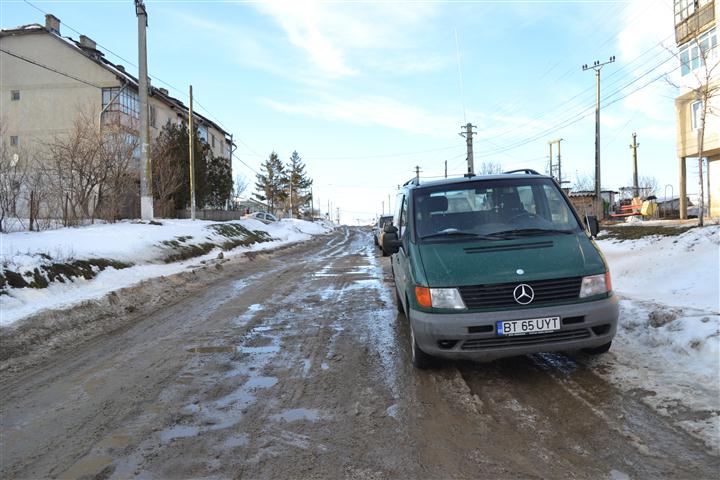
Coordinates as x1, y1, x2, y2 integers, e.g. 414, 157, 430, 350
474, 53, 677, 159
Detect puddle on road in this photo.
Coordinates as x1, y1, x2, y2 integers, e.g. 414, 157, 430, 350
234, 303, 265, 326
59, 455, 114, 479
245, 376, 278, 389
187, 346, 236, 354
270, 408, 324, 423
531, 352, 579, 374
238, 345, 281, 354
223, 433, 250, 448
159, 425, 200, 443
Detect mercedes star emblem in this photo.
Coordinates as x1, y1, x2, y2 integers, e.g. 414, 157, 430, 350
513, 284, 534, 305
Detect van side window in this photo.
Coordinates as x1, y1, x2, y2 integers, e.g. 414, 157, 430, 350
398, 195, 408, 237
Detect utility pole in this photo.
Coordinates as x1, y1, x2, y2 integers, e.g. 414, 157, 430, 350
388, 194, 391, 214
548, 138, 563, 184
582, 56, 615, 217
188, 85, 196, 220
459, 123, 476, 175
630, 132, 640, 198
444, 160, 448, 178
415, 165, 421, 181
381, 200, 384, 215
336, 207, 340, 224
135, 0, 153, 220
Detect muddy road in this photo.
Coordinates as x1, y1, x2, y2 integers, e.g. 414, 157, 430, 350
1, 227, 717, 479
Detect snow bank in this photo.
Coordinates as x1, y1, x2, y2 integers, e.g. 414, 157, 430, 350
1, 218, 333, 326
595, 226, 720, 451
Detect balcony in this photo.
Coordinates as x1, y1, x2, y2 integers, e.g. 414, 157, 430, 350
676, 1, 715, 45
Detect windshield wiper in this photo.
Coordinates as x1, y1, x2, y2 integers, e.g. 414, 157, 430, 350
486, 228, 576, 237
421, 230, 502, 241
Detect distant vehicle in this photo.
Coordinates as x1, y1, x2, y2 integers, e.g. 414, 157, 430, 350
244, 212, 278, 224
373, 215, 394, 247
384, 169, 618, 369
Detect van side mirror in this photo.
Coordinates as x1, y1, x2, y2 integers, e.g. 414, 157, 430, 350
383, 224, 398, 234
384, 234, 402, 254
585, 215, 599, 238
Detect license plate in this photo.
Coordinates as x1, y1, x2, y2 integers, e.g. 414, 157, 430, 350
496, 317, 561, 336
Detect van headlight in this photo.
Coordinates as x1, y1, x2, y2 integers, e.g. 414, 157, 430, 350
430, 288, 466, 309
579, 272, 611, 298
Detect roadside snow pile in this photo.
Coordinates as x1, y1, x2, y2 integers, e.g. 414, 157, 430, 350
1, 218, 332, 326
595, 225, 720, 451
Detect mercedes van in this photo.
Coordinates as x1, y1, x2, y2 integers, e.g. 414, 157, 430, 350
383, 170, 618, 368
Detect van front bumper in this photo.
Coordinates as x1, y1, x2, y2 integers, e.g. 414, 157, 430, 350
409, 295, 619, 361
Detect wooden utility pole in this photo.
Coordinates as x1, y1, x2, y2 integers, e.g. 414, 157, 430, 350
188, 85, 196, 220
415, 165, 421, 181
582, 56, 615, 217
444, 160, 448, 178
135, 0, 153, 219
630, 132, 640, 198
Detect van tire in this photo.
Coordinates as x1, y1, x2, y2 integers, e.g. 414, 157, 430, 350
410, 324, 436, 369
396, 288, 404, 313
583, 341, 612, 355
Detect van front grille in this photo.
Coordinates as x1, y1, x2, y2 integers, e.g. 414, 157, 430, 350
458, 277, 582, 309
461, 328, 591, 350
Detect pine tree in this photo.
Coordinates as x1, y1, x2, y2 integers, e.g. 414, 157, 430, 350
254, 151, 286, 213
286, 151, 313, 218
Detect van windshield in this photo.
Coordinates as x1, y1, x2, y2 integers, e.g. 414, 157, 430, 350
413, 178, 582, 241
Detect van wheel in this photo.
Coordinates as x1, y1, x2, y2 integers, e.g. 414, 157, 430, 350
583, 341, 612, 355
382, 247, 390, 257
410, 325, 436, 369
395, 288, 404, 313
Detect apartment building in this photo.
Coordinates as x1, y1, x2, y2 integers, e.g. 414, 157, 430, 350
673, 0, 719, 218
0, 14, 233, 190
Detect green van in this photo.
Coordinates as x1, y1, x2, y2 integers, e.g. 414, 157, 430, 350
384, 170, 618, 368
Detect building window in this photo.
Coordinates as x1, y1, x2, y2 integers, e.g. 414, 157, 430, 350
197, 124, 208, 143
674, 0, 695, 24
210, 133, 215, 148
102, 87, 140, 119
11, 90, 20, 101
680, 28, 717, 76
149, 105, 157, 128
10, 135, 19, 146
691, 100, 703, 130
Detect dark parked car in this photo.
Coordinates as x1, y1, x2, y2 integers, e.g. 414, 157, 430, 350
373, 215, 394, 247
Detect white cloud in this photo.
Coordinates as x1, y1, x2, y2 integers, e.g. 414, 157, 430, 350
616, 0, 678, 121
255, 0, 439, 78
261, 94, 457, 138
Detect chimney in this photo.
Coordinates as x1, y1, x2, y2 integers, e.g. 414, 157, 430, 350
45, 14, 60, 35
159, 88, 169, 95
116, 65, 125, 73
79, 35, 97, 50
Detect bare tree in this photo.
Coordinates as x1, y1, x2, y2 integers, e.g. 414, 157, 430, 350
44, 109, 105, 226
97, 118, 139, 222
572, 171, 595, 192
478, 161, 503, 175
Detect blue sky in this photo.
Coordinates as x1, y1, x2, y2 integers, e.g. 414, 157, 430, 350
2, 0, 689, 222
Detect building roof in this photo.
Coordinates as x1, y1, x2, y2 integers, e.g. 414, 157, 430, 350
1, 19, 233, 144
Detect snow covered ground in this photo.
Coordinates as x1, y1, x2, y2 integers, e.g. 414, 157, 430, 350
1, 218, 333, 326
595, 225, 720, 451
